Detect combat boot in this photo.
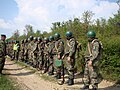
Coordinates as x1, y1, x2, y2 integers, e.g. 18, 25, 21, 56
68, 79, 74, 85
54, 73, 61, 79
91, 84, 98, 90
48, 72, 54, 76
81, 85, 89, 90
91, 87, 97, 90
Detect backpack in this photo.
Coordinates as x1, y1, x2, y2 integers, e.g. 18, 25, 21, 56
91, 39, 103, 61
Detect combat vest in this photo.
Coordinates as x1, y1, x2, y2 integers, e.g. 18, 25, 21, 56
87, 39, 103, 66
13, 43, 18, 51
65, 37, 77, 57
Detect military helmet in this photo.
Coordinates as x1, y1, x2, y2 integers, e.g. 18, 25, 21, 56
16, 40, 19, 43
34, 37, 37, 41
66, 31, 72, 37
54, 33, 60, 39
27, 38, 30, 42
29, 36, 33, 40
87, 31, 96, 38
21, 40, 24, 43
38, 37, 42, 41
49, 36, 54, 41
44, 37, 49, 41
24, 39, 28, 43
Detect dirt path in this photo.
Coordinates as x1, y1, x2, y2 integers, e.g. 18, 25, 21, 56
3, 59, 120, 90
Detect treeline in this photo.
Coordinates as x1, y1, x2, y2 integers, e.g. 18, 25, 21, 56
9, 11, 120, 82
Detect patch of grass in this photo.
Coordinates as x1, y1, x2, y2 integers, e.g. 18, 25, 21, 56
0, 74, 20, 90
40, 74, 57, 82
13, 60, 36, 72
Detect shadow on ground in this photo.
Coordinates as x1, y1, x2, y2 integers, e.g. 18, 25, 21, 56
3, 70, 35, 76
4, 66, 27, 71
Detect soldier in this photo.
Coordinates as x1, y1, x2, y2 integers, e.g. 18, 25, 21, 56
32, 37, 38, 68
48, 36, 55, 75
62, 31, 77, 85
19, 40, 25, 61
28, 36, 34, 65
43, 37, 49, 73
54, 33, 64, 79
16, 41, 20, 61
9, 40, 14, 59
0, 34, 6, 74
81, 31, 103, 90
13, 40, 20, 61
24, 39, 29, 63
37, 37, 44, 70
6, 41, 9, 55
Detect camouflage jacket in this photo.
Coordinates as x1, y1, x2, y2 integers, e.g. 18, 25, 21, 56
65, 37, 77, 57
54, 39, 64, 56
43, 42, 49, 55
38, 42, 44, 54
0, 40, 4, 57
48, 41, 55, 55
85, 38, 103, 62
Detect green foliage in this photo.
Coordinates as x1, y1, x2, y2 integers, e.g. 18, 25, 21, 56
8, 11, 120, 82
100, 36, 120, 81
0, 75, 19, 90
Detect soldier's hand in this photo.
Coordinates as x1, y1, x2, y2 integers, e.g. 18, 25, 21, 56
62, 55, 65, 59
57, 55, 60, 59
67, 56, 71, 63
88, 60, 92, 67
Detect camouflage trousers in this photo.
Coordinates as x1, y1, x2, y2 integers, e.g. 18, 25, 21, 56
43, 54, 49, 72
83, 62, 98, 88
33, 53, 38, 67
19, 51, 24, 61
48, 56, 54, 74
66, 57, 75, 79
37, 53, 44, 70
0, 57, 5, 73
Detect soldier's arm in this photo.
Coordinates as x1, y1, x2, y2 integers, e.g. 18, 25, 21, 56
90, 41, 99, 61
0, 41, 4, 56
58, 41, 64, 55
69, 40, 76, 57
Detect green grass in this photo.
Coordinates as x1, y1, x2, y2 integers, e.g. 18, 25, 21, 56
40, 74, 57, 82
0, 74, 19, 90
13, 60, 36, 72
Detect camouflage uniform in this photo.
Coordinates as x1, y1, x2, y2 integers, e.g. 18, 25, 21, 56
20, 41, 25, 61
32, 40, 38, 68
38, 41, 44, 70
24, 40, 29, 63
54, 38, 64, 78
43, 41, 49, 73
48, 40, 55, 75
28, 40, 34, 64
0, 39, 6, 74
84, 38, 102, 89
65, 37, 77, 83
9, 42, 14, 58
16, 42, 20, 61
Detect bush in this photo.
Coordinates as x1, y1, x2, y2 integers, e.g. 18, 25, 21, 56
100, 36, 120, 81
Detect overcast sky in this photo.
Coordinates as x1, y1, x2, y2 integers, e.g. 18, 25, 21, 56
0, 0, 119, 38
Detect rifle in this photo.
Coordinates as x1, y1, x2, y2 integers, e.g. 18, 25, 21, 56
57, 52, 70, 85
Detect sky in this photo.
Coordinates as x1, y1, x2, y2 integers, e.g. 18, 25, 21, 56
0, 0, 119, 38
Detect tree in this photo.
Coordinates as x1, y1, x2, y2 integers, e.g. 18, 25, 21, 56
81, 11, 94, 33
12, 30, 20, 40
25, 24, 34, 38
35, 30, 41, 37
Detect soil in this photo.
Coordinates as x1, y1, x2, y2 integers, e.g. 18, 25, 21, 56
3, 58, 120, 90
